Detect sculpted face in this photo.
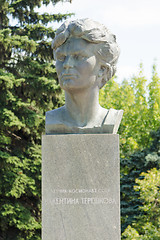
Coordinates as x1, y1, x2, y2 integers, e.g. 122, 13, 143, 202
55, 37, 101, 91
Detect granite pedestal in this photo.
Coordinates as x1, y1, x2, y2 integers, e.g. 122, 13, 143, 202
42, 134, 120, 240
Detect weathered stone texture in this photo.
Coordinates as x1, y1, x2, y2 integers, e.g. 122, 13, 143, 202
42, 134, 120, 240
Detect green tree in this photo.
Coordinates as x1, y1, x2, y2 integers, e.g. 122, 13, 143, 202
99, 67, 160, 234
0, 0, 71, 239
99, 64, 160, 157
122, 167, 160, 239
121, 128, 160, 235
148, 64, 160, 131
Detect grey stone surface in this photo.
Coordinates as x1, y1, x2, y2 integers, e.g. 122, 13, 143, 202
45, 18, 123, 134
42, 134, 120, 240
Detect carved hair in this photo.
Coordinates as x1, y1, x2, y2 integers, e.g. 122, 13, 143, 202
52, 18, 120, 88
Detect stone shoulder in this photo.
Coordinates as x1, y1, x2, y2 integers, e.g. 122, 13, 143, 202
103, 108, 123, 133
45, 107, 123, 134
45, 106, 65, 124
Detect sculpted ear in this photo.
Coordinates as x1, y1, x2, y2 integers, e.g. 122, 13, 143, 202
98, 64, 113, 89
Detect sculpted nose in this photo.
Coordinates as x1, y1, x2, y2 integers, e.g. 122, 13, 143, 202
63, 56, 74, 69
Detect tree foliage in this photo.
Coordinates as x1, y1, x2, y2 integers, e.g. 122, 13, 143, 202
100, 64, 160, 157
122, 166, 160, 239
121, 128, 160, 233
0, 0, 71, 239
99, 65, 160, 236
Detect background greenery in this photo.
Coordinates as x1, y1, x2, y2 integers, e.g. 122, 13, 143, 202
0, 0, 160, 239
99, 65, 160, 239
0, 0, 71, 239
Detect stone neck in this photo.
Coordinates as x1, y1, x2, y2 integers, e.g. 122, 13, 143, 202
65, 87, 100, 127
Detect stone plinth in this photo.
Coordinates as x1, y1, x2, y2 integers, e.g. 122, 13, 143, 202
42, 134, 120, 240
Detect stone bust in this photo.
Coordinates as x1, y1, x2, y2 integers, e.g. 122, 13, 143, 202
45, 18, 123, 134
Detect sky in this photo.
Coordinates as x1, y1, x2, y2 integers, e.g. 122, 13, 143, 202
41, 0, 160, 82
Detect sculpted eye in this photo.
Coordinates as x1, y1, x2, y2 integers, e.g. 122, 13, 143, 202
74, 54, 86, 60
57, 55, 66, 61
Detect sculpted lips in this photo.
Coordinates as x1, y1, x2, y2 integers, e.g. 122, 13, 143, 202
61, 73, 78, 79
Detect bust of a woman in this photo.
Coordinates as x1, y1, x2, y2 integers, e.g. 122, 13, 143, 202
46, 18, 123, 134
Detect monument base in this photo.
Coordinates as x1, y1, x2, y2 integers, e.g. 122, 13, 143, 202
42, 134, 120, 240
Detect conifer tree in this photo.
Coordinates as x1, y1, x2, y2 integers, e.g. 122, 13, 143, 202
121, 128, 160, 233
0, 0, 72, 239
121, 129, 160, 239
